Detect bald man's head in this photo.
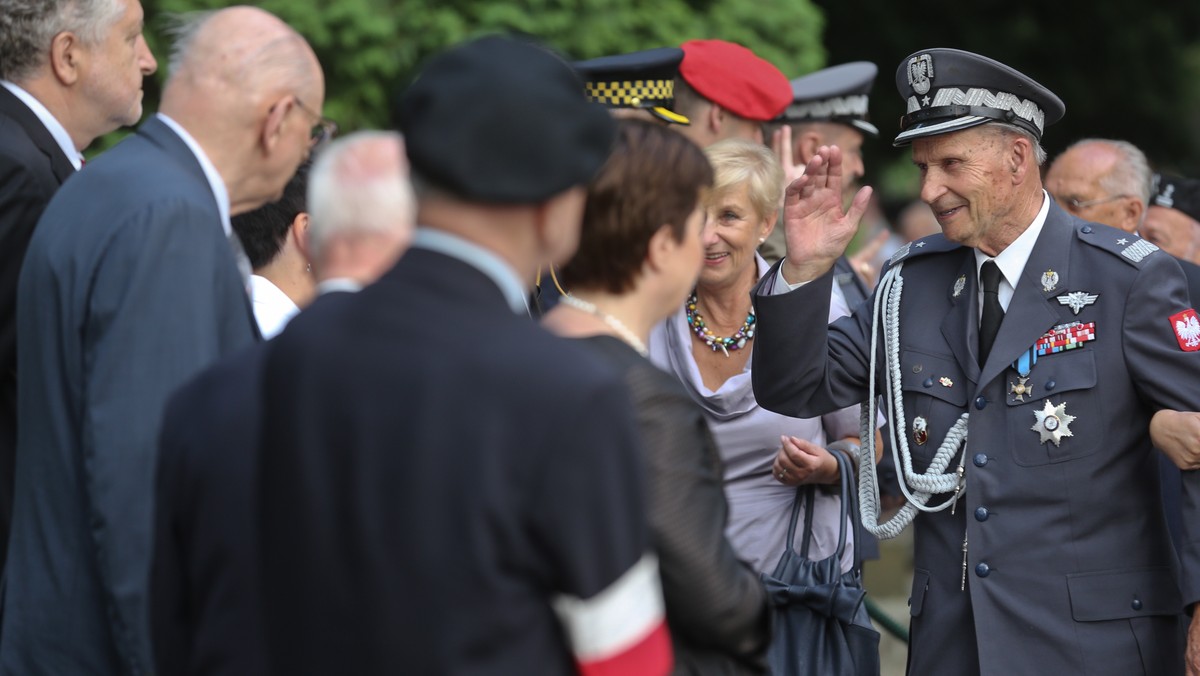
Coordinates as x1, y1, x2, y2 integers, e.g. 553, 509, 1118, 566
159, 7, 325, 214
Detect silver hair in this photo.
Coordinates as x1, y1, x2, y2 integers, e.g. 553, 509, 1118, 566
0, 0, 125, 81
159, 10, 215, 79
985, 121, 1048, 166
307, 130, 416, 258
1065, 138, 1154, 209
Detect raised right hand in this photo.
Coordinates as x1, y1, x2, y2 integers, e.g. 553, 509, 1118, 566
780, 145, 873, 285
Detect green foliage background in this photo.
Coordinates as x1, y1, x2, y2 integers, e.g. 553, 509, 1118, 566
96, 0, 1200, 225
100, 0, 824, 149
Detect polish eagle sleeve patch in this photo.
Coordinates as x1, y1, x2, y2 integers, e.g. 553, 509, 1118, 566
1171, 309, 1200, 351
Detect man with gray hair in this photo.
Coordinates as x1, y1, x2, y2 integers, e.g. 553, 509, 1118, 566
1044, 137, 1154, 234
0, 0, 156, 575
304, 129, 416, 292
4, 6, 324, 674
151, 130, 414, 676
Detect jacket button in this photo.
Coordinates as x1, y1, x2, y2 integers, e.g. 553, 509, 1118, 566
1045, 380, 1056, 390
923, 378, 933, 388
1131, 598, 1143, 611
973, 453, 988, 467
1081, 225, 1093, 234
975, 562, 990, 578
974, 507, 989, 521
975, 396, 987, 410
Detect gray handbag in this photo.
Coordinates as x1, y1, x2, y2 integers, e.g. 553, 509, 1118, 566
761, 450, 881, 676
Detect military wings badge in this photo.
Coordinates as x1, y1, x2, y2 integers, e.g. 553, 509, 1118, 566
1055, 291, 1098, 316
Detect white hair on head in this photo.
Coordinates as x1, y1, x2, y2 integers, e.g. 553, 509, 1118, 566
159, 9, 216, 78
0, 0, 125, 81
306, 130, 416, 258
986, 121, 1048, 166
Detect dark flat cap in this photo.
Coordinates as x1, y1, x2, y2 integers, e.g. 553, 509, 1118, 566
396, 34, 616, 203
1152, 174, 1200, 223
893, 48, 1065, 147
679, 39, 792, 122
575, 47, 689, 125
779, 62, 879, 137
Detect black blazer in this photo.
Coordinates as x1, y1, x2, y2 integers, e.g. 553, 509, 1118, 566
0, 85, 75, 571
257, 246, 656, 674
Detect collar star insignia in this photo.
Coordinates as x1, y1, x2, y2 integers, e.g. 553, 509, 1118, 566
1032, 399, 1075, 446
915, 241, 926, 248
1009, 376, 1033, 402
1117, 238, 1129, 245
1055, 291, 1099, 316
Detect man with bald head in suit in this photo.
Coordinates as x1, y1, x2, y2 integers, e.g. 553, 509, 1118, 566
4, 7, 325, 673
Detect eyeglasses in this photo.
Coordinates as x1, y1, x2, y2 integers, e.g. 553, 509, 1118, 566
294, 97, 338, 146
1052, 193, 1130, 213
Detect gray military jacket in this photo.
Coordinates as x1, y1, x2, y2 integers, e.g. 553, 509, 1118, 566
752, 202, 1200, 676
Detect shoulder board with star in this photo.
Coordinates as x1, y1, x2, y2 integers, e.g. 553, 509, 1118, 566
1075, 221, 1160, 268
888, 233, 962, 265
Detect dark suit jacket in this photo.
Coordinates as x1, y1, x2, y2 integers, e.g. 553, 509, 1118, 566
752, 204, 1200, 676
2, 116, 258, 675
257, 246, 655, 674
151, 291, 350, 676
0, 85, 75, 572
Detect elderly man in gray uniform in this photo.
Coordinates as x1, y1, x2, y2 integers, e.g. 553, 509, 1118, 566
751, 47, 1200, 675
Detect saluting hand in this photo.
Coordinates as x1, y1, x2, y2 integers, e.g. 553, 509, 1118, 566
779, 145, 873, 286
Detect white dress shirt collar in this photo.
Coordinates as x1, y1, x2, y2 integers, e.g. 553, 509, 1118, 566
973, 190, 1051, 312
1, 80, 82, 170
155, 113, 232, 238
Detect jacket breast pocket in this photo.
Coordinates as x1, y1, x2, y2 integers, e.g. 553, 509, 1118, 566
1006, 348, 1104, 467
899, 349, 967, 472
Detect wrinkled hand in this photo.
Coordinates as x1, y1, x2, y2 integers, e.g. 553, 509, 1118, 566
773, 435, 839, 486
780, 145, 873, 285
848, 230, 890, 288
771, 125, 805, 190
1151, 409, 1200, 470
1188, 607, 1200, 676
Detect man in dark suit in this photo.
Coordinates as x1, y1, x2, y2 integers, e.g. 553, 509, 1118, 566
257, 36, 672, 675
3, 7, 324, 674
751, 48, 1200, 675
151, 130, 415, 676
0, 0, 157, 574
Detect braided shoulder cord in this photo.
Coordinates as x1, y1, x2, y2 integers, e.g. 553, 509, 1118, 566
857, 262, 969, 539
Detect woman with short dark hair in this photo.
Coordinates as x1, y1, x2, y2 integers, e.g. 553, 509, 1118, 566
543, 119, 771, 674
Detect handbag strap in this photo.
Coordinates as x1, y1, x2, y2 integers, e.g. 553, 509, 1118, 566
782, 449, 858, 563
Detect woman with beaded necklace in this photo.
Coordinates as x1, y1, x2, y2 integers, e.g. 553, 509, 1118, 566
648, 139, 870, 575
543, 119, 771, 674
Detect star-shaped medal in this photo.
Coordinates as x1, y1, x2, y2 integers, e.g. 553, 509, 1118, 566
1032, 399, 1075, 446
1010, 376, 1033, 402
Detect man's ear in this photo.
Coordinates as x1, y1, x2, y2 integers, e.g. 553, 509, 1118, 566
262, 96, 293, 153
1009, 135, 1032, 183
49, 31, 82, 86
1122, 199, 1145, 235
796, 130, 823, 166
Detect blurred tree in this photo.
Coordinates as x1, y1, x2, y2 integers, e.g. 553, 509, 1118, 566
89, 0, 826, 155
816, 0, 1200, 216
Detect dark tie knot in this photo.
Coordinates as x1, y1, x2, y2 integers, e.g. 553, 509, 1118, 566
980, 260, 1002, 294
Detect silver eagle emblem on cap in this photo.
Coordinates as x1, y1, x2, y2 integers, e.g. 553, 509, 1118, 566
1056, 291, 1098, 315
908, 54, 934, 96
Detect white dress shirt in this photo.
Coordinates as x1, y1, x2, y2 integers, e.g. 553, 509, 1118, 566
249, 275, 300, 339
1, 80, 82, 170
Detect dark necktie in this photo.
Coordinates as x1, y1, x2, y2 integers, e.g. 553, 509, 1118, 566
979, 260, 1004, 366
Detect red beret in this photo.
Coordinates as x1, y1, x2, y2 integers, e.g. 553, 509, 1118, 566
679, 39, 792, 122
